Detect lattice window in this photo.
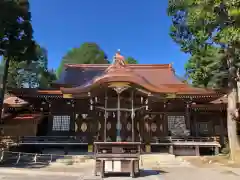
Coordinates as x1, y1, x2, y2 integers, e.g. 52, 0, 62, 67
52, 115, 70, 131
52, 116, 61, 131
167, 116, 185, 130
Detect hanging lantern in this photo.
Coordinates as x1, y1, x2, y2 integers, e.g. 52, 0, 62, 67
88, 92, 91, 97
104, 112, 108, 119
141, 97, 143, 104
145, 98, 148, 105
164, 102, 167, 108
89, 98, 93, 110
146, 105, 148, 110
75, 114, 79, 119
81, 114, 88, 119
90, 98, 93, 104
95, 97, 98, 103
131, 111, 135, 119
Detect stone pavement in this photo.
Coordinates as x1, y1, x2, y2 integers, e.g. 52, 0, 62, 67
0, 154, 239, 180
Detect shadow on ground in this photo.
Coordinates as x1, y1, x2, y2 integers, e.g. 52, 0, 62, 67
101, 169, 168, 178
0, 151, 93, 169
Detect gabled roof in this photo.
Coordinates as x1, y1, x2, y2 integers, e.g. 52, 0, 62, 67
3, 94, 29, 108
60, 51, 218, 96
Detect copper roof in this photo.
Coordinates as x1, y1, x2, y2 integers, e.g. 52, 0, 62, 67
61, 51, 218, 95
13, 114, 42, 120
3, 95, 29, 108
7, 51, 223, 98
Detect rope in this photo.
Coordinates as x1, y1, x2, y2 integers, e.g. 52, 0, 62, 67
33, 154, 37, 163
0, 150, 93, 165
0, 150, 80, 157
0, 151, 4, 162
15, 152, 21, 165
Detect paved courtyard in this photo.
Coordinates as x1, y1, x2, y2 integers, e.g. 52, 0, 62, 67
0, 154, 239, 180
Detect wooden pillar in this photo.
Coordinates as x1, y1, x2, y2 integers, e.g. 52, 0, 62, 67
104, 91, 108, 142
192, 111, 199, 137
185, 101, 191, 130
195, 145, 200, 156
131, 90, 135, 142
220, 110, 225, 146
116, 92, 121, 142
169, 145, 174, 154
163, 101, 169, 136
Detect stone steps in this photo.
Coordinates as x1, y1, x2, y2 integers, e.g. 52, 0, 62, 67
141, 154, 176, 161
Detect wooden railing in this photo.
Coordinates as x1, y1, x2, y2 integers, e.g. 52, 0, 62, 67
151, 136, 220, 144
1, 136, 91, 145
150, 136, 221, 156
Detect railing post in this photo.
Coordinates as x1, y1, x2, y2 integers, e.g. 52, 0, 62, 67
0, 151, 4, 162
33, 154, 37, 163
15, 152, 21, 164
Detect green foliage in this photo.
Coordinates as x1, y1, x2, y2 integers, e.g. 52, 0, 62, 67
125, 57, 138, 64
56, 42, 109, 78
0, 0, 36, 104
2, 45, 55, 88
0, 0, 35, 60
38, 69, 57, 88
168, 0, 240, 88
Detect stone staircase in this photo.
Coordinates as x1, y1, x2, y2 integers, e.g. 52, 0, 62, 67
52, 155, 93, 166
51, 153, 191, 167
140, 154, 191, 167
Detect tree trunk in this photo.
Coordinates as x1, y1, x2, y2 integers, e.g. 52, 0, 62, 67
237, 81, 240, 150
0, 56, 10, 122
227, 86, 239, 161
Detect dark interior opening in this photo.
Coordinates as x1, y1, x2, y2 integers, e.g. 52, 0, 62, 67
36, 116, 49, 136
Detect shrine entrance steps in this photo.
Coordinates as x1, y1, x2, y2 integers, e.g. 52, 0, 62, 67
141, 154, 191, 167
49, 153, 190, 168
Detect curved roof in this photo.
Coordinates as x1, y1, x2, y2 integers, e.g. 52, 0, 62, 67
60, 52, 217, 95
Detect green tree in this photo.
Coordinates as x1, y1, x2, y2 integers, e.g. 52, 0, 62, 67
18, 46, 48, 88
0, 0, 35, 116
4, 45, 55, 88
125, 57, 138, 64
39, 69, 57, 88
56, 42, 109, 78
184, 46, 228, 88
168, 0, 240, 160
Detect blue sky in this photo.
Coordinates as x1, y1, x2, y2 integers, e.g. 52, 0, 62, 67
30, 0, 189, 75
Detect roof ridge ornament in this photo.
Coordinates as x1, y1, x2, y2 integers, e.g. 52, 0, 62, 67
106, 49, 126, 72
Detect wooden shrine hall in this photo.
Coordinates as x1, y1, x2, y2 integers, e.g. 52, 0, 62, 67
2, 51, 227, 155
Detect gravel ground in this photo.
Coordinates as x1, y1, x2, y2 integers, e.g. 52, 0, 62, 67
0, 155, 239, 180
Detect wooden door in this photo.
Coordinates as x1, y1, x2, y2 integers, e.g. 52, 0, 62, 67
105, 111, 117, 142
